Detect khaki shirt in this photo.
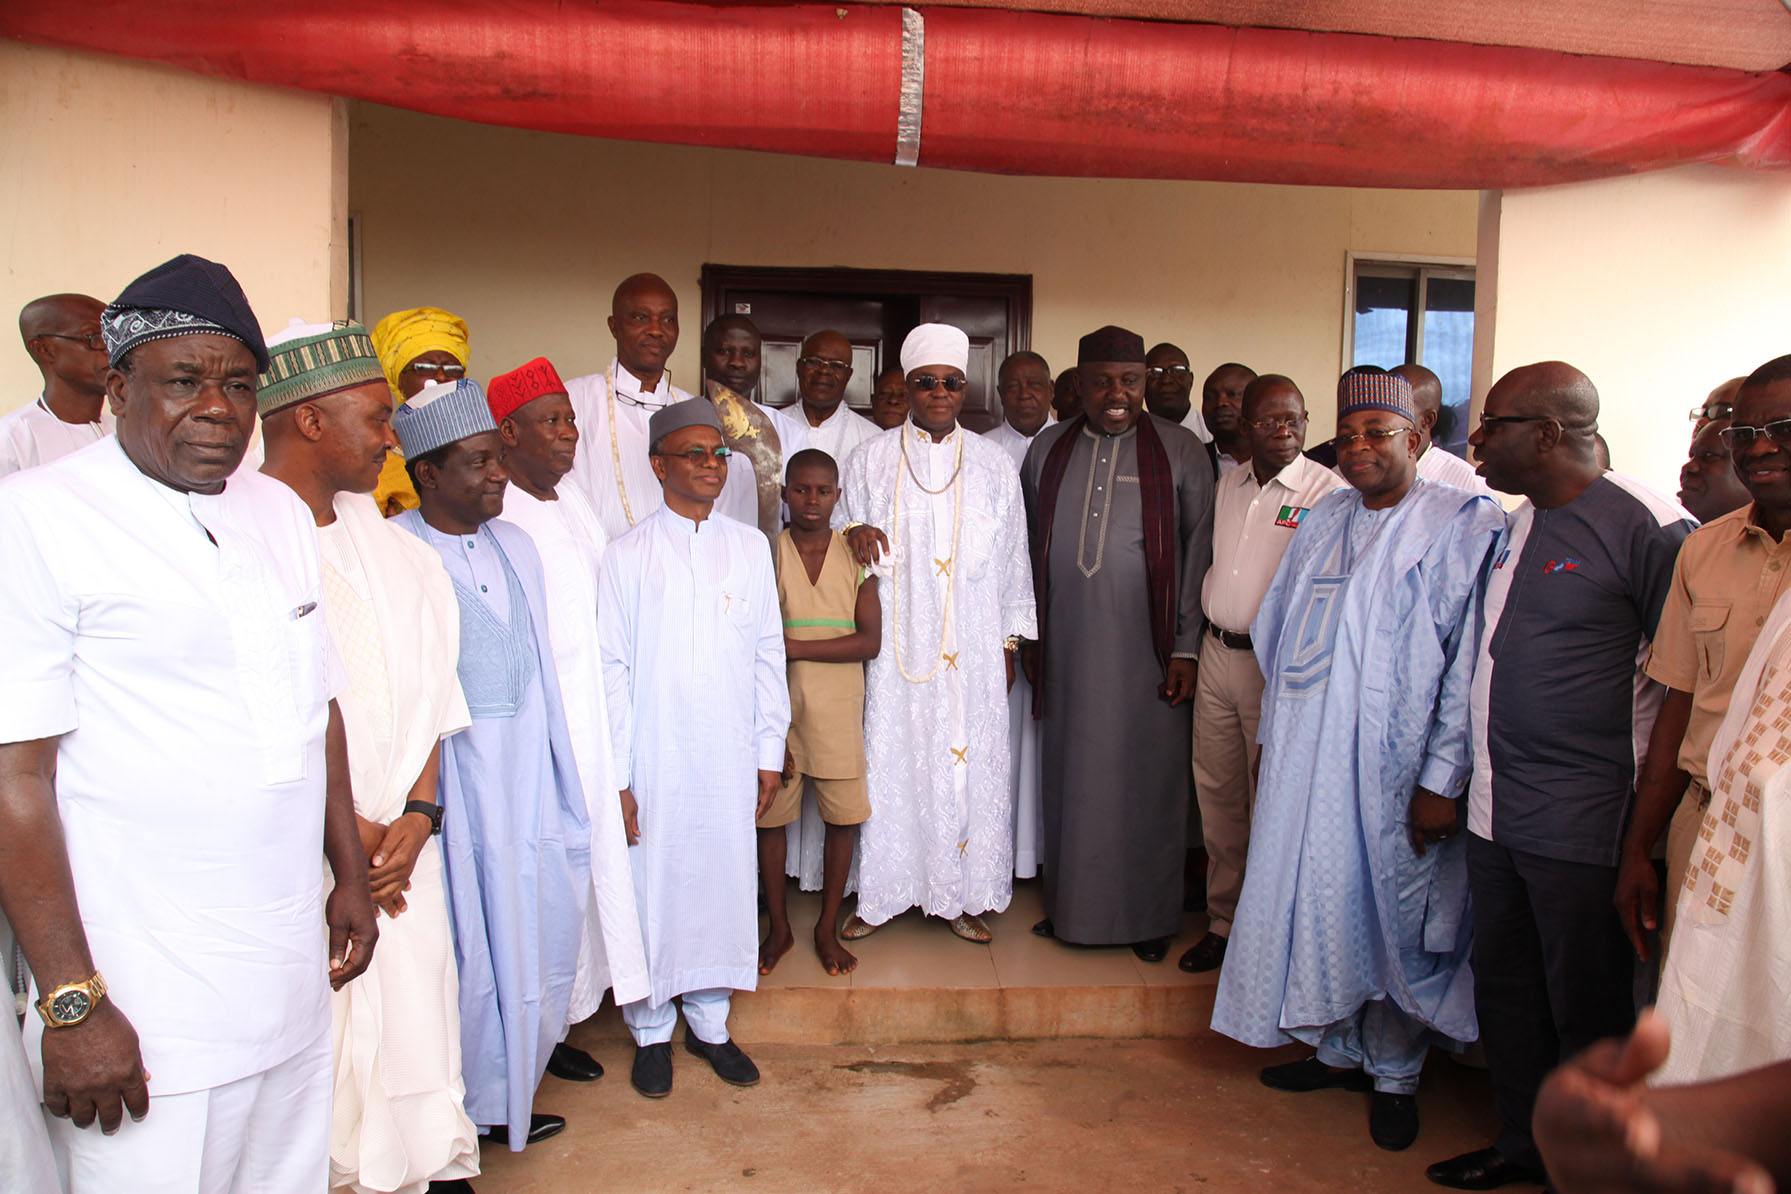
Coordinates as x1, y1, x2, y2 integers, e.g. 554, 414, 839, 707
1644, 503, 1791, 782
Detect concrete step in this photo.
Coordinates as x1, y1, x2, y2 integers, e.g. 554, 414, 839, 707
577, 878, 1223, 1046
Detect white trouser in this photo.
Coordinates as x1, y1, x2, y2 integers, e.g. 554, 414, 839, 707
4, 1018, 57, 1194
45, 1024, 331, 1194
621, 989, 732, 1047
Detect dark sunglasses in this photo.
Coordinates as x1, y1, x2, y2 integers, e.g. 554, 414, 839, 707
911, 375, 969, 393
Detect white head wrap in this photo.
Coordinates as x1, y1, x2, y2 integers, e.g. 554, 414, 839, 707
899, 323, 970, 374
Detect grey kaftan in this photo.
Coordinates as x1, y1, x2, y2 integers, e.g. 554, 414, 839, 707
1021, 416, 1214, 944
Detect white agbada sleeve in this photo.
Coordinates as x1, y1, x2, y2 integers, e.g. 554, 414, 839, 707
597, 546, 637, 793
992, 455, 1039, 641
752, 545, 791, 773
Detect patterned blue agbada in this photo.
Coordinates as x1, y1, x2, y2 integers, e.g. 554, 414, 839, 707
393, 512, 591, 1148
1211, 480, 1504, 1085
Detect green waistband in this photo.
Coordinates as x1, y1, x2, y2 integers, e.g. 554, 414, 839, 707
784, 617, 856, 630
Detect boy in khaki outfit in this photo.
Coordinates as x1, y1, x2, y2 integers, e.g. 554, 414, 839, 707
757, 449, 881, 976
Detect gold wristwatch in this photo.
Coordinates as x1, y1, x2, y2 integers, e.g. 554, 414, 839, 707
36, 972, 107, 1029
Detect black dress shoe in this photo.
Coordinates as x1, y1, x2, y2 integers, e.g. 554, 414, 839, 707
482, 1112, 565, 1147
427, 1181, 477, 1194
631, 1042, 673, 1098
1031, 918, 1055, 938
684, 1035, 761, 1086
1426, 1147, 1547, 1190
1131, 937, 1169, 963
546, 1042, 604, 1082
1370, 1092, 1420, 1151
1177, 931, 1228, 973
1260, 1055, 1374, 1093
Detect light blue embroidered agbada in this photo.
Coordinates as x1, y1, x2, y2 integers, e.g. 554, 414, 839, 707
393, 512, 591, 1148
1211, 480, 1503, 1085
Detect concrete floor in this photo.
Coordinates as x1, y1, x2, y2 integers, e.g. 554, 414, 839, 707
476, 1035, 1504, 1193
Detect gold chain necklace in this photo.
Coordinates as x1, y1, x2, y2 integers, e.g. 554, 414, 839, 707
605, 362, 673, 528
892, 428, 964, 684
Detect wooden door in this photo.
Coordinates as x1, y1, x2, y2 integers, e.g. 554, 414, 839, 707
699, 266, 1031, 434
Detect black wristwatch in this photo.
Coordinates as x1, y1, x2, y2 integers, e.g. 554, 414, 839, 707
402, 800, 444, 835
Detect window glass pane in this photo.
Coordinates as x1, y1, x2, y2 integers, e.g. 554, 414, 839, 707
1353, 275, 1414, 370
1422, 277, 1476, 454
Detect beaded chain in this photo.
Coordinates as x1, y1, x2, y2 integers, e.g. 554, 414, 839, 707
891, 428, 964, 684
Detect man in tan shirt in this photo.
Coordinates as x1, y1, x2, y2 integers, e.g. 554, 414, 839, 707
1617, 353, 1791, 957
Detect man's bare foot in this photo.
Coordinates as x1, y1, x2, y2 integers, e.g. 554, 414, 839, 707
758, 926, 794, 974
815, 924, 858, 976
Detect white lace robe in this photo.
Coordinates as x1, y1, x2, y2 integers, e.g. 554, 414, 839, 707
841, 424, 1037, 923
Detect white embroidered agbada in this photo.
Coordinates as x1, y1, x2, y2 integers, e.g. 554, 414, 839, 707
317, 492, 479, 1194
498, 481, 651, 1015
804, 403, 879, 475
598, 505, 790, 1007
841, 424, 1038, 923
1655, 588, 1791, 1087
981, 419, 1050, 876
565, 359, 694, 541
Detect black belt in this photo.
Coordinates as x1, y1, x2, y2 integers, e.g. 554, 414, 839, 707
1208, 623, 1252, 651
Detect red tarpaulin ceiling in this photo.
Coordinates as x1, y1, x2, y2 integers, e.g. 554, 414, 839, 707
4, 0, 1789, 189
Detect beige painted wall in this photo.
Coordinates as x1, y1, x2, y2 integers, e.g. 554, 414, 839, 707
0, 42, 343, 413
351, 103, 1477, 440
1478, 166, 1791, 496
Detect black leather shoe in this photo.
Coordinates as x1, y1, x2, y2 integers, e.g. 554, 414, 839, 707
1131, 937, 1169, 963
427, 1181, 477, 1194
1260, 1055, 1373, 1093
1031, 918, 1055, 938
631, 1042, 673, 1098
1177, 931, 1228, 973
1426, 1148, 1547, 1190
1370, 1092, 1420, 1151
482, 1112, 565, 1147
684, 1035, 761, 1086
546, 1042, 604, 1082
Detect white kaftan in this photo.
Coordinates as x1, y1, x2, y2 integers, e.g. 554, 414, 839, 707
841, 424, 1037, 923
981, 419, 1049, 876
803, 404, 879, 477
0, 398, 113, 478
598, 506, 789, 1007
499, 482, 650, 1015
315, 493, 479, 1194
564, 359, 694, 541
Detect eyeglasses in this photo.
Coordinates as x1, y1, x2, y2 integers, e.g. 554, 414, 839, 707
37, 332, 105, 351
1690, 402, 1734, 423
1331, 426, 1414, 451
1719, 418, 1791, 452
405, 361, 466, 380
1477, 413, 1556, 430
653, 445, 733, 465
798, 357, 852, 373
1249, 415, 1307, 433
911, 375, 969, 393
1146, 365, 1191, 378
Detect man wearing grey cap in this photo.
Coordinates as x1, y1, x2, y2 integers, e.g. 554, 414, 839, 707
391, 379, 592, 1155
598, 398, 788, 1098
0, 254, 376, 1192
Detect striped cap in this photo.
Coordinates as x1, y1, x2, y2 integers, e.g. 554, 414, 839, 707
1337, 371, 1417, 423
257, 320, 386, 416
391, 377, 497, 459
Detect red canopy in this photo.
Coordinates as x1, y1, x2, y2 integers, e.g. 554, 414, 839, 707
5, 0, 1788, 188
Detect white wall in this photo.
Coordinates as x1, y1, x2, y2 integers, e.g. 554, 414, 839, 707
1477, 166, 1791, 496
351, 103, 1479, 440
0, 42, 343, 412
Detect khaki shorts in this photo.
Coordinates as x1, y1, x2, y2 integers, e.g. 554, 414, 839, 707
756, 772, 871, 830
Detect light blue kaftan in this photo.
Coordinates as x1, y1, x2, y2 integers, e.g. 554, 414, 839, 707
1210, 480, 1503, 1090
392, 512, 591, 1147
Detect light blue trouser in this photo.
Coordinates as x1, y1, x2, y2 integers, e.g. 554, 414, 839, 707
622, 988, 732, 1046
1315, 999, 1429, 1094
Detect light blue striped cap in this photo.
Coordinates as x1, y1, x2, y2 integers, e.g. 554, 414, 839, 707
391, 377, 497, 458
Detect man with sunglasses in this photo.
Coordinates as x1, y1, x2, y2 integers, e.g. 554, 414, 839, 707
1690, 376, 1744, 432
3, 294, 113, 478
1214, 370, 1504, 1154
1429, 361, 1693, 1192
369, 306, 471, 515
1616, 355, 1791, 973
598, 398, 788, 1097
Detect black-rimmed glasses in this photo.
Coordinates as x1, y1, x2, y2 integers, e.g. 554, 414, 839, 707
653, 446, 733, 465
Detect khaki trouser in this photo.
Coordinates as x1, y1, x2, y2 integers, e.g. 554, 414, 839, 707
1660, 779, 1709, 955
1191, 636, 1266, 936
